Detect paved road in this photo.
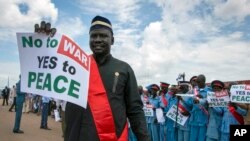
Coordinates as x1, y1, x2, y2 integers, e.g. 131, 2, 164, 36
0, 99, 64, 141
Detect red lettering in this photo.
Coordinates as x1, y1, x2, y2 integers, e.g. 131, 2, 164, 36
245, 85, 250, 90
57, 35, 89, 71
215, 90, 228, 97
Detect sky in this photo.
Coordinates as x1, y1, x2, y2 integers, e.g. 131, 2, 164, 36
0, 0, 250, 89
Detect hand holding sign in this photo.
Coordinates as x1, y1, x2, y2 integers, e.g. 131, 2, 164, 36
34, 21, 56, 37
207, 91, 230, 107
228, 101, 237, 109
17, 32, 90, 108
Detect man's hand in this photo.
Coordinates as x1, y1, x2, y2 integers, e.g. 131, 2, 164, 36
177, 96, 183, 101
193, 98, 199, 104
181, 111, 190, 116
228, 101, 237, 109
34, 21, 57, 37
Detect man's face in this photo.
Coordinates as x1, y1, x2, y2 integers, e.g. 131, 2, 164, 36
212, 86, 222, 92
179, 84, 189, 93
150, 89, 158, 95
161, 86, 168, 93
191, 79, 197, 87
89, 28, 114, 56
196, 77, 205, 88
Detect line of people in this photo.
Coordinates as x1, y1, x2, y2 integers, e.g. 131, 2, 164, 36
129, 74, 249, 141
1, 75, 66, 136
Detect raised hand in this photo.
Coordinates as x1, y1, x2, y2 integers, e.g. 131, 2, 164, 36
34, 21, 57, 37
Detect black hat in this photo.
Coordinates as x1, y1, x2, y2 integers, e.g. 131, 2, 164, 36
211, 80, 224, 88
90, 15, 113, 34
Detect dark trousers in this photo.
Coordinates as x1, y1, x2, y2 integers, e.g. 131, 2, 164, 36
9, 97, 16, 111
2, 96, 8, 106
61, 111, 66, 137
41, 103, 49, 127
64, 102, 99, 141
13, 101, 24, 131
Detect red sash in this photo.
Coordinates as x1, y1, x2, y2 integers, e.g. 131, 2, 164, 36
228, 105, 244, 125
88, 55, 128, 141
178, 102, 189, 114
161, 95, 168, 107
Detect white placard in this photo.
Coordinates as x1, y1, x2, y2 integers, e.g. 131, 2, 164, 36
176, 94, 195, 97
207, 91, 230, 107
156, 108, 165, 123
143, 107, 154, 117
166, 105, 189, 126
17, 33, 90, 108
230, 84, 250, 103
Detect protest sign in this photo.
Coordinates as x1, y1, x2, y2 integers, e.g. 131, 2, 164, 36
176, 93, 195, 97
16, 33, 90, 108
156, 108, 165, 123
230, 85, 250, 103
166, 105, 189, 126
143, 107, 154, 117
207, 91, 229, 107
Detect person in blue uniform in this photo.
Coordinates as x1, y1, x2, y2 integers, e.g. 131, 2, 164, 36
165, 85, 178, 141
213, 82, 248, 141
176, 81, 192, 141
189, 76, 197, 89
158, 82, 169, 141
147, 84, 160, 141
128, 85, 145, 141
213, 102, 247, 141
40, 96, 51, 130
144, 84, 153, 139
13, 75, 26, 133
188, 74, 211, 141
206, 80, 224, 141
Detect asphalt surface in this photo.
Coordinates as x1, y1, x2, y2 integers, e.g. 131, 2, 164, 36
0, 99, 64, 141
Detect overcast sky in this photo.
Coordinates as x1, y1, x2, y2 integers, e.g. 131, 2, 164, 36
1, 0, 250, 88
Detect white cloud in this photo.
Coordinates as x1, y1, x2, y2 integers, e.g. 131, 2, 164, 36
132, 23, 250, 86
77, 0, 143, 64
1, 0, 250, 89
0, 0, 58, 42
78, 0, 141, 25
56, 17, 86, 39
0, 0, 57, 27
119, 0, 250, 87
213, 0, 250, 22
0, 62, 20, 88
0, 0, 87, 87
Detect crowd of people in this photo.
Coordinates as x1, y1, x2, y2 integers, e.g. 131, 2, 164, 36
1, 78, 66, 136
1, 73, 249, 141
128, 74, 250, 141
1, 15, 250, 141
